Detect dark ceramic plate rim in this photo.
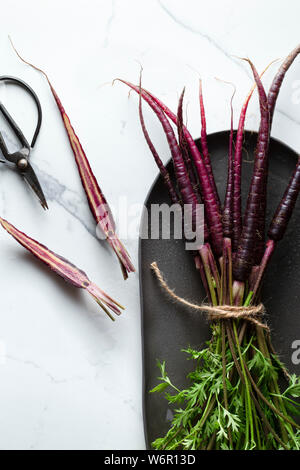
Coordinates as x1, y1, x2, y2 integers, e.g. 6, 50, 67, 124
138, 129, 299, 449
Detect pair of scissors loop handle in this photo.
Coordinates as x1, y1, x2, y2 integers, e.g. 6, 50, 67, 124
0, 75, 42, 156
0, 76, 48, 209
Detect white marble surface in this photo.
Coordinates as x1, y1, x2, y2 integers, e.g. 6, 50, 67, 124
0, 0, 300, 450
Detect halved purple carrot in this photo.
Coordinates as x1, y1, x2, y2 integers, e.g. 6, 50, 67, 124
0, 217, 123, 321
233, 60, 270, 282
199, 80, 220, 208
117, 80, 223, 256
268, 44, 300, 127
10, 42, 135, 280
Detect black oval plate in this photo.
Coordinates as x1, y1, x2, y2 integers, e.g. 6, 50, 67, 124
139, 130, 300, 449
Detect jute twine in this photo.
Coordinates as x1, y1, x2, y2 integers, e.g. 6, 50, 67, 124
151, 262, 269, 331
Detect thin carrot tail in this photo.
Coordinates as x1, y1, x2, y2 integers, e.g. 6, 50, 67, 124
86, 282, 125, 319
107, 234, 135, 280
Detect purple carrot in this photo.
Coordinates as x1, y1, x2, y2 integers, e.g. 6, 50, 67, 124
252, 157, 300, 296
0, 217, 123, 321
138, 76, 179, 205
142, 86, 223, 215
222, 84, 236, 239
221, 237, 233, 305
194, 254, 211, 302
232, 64, 274, 251
251, 239, 275, 300
176, 90, 211, 242
138, 82, 212, 298
199, 80, 221, 208
10, 41, 135, 280
268, 44, 300, 127
119, 80, 205, 241
117, 80, 223, 256
252, 156, 300, 298
233, 60, 270, 282
232, 85, 257, 250
137, 82, 202, 244
139, 83, 220, 302
177, 88, 201, 199
268, 156, 300, 242
142, 86, 223, 254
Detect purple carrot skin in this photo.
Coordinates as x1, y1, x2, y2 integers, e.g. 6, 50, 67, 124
177, 90, 211, 242
139, 84, 212, 296
0, 217, 123, 321
247, 62, 271, 266
199, 243, 218, 305
199, 80, 221, 208
119, 79, 210, 244
177, 88, 201, 200
176, 89, 212, 241
206, 243, 221, 299
251, 239, 275, 300
132, 79, 217, 300
224, 237, 233, 305
249, 265, 260, 292
251, 156, 300, 299
138, 81, 211, 248
220, 237, 233, 305
233, 60, 270, 282
142, 86, 223, 255
194, 254, 211, 302
118, 80, 223, 256
138, 76, 179, 205
268, 157, 300, 242
139, 83, 212, 296
232, 83, 259, 250
268, 44, 300, 127
142, 85, 223, 225
10, 42, 135, 280
223, 86, 236, 239
232, 64, 273, 251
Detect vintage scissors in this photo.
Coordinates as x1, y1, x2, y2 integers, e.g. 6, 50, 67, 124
0, 76, 48, 209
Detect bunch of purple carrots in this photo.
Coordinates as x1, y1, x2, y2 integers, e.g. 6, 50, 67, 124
119, 46, 300, 449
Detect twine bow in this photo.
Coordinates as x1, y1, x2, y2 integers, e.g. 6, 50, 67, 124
151, 262, 268, 330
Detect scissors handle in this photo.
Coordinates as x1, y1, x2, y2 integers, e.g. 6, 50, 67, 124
0, 75, 42, 148
0, 102, 30, 153
0, 76, 47, 210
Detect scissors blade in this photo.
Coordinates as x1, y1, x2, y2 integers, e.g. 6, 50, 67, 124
21, 162, 48, 210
